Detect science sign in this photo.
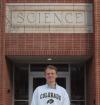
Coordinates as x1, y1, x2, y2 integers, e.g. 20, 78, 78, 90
6, 3, 93, 33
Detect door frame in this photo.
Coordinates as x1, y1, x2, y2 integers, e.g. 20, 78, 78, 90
29, 71, 70, 105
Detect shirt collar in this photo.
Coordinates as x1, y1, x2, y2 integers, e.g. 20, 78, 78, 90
46, 83, 58, 89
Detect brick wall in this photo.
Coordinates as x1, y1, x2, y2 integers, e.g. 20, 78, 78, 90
0, 0, 3, 104
94, 0, 100, 105
0, 1, 12, 105
7, 0, 93, 3
0, 0, 100, 105
0, 0, 4, 105
86, 59, 96, 105
5, 0, 94, 56
5, 34, 93, 56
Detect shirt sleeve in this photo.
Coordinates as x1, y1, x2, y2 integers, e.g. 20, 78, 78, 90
62, 89, 70, 105
31, 88, 38, 105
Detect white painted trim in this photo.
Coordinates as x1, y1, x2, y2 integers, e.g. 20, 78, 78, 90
69, 64, 71, 99
84, 64, 87, 105
30, 71, 69, 78
29, 64, 32, 105
28, 64, 30, 105
15, 100, 28, 101
12, 64, 15, 105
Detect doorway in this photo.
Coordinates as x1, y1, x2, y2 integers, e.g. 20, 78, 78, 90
13, 63, 86, 105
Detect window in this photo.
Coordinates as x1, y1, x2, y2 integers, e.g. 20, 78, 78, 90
70, 64, 86, 105
14, 64, 29, 105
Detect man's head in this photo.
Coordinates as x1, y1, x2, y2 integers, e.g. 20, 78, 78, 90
44, 65, 58, 84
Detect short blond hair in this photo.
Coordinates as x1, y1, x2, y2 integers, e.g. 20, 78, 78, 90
44, 65, 58, 73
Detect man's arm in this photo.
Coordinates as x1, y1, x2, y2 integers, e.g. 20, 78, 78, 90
31, 88, 38, 105
62, 90, 70, 105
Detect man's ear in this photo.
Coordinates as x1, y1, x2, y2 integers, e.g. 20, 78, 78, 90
56, 74, 58, 78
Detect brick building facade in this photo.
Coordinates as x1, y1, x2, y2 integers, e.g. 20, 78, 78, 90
0, 0, 100, 105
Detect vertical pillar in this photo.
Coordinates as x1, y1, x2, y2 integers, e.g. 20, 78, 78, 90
94, 0, 100, 105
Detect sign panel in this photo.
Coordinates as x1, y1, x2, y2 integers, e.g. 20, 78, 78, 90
6, 3, 93, 33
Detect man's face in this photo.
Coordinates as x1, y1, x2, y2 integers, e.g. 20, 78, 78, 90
45, 68, 57, 83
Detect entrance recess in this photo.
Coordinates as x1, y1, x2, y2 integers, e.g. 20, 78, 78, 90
13, 63, 86, 105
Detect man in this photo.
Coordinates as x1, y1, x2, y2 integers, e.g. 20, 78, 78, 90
31, 65, 70, 105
